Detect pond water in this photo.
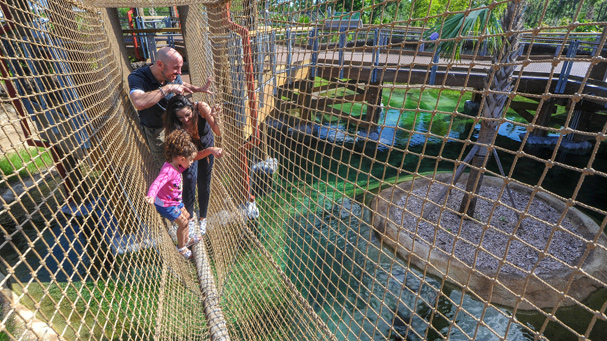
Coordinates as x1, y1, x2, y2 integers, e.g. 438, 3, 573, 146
267, 100, 607, 340
284, 199, 536, 340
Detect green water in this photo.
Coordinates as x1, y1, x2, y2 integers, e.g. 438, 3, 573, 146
262, 88, 607, 340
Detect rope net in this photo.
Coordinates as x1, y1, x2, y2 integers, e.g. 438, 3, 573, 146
0, 0, 606, 340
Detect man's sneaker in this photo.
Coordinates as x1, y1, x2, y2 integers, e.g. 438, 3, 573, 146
199, 218, 207, 235
243, 201, 260, 220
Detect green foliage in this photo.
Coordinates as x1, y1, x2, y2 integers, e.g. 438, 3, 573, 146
426, 6, 502, 61
298, 15, 310, 24
526, 0, 606, 29
117, 8, 130, 18
411, 0, 497, 26
0, 147, 53, 181
331, 0, 411, 25
574, 19, 602, 32
15, 278, 157, 339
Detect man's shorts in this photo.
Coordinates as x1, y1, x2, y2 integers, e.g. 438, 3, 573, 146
155, 202, 184, 221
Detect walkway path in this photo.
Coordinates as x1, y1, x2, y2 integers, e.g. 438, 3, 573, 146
274, 45, 600, 100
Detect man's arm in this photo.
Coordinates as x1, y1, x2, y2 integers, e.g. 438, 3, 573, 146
129, 88, 166, 111
129, 84, 190, 110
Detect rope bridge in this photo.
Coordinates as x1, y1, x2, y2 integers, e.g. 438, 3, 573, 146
0, 0, 606, 340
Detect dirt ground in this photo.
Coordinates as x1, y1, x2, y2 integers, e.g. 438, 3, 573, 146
393, 178, 590, 276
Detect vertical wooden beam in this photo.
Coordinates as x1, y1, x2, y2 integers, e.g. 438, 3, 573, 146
531, 99, 555, 137
366, 81, 383, 124
471, 90, 483, 103
589, 25, 607, 81
300, 28, 319, 121
177, 5, 204, 92
100, 8, 133, 86
298, 81, 313, 122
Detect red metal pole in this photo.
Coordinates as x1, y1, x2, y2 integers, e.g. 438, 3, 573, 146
128, 8, 144, 61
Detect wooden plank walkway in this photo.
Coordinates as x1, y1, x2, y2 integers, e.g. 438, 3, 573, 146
269, 45, 605, 103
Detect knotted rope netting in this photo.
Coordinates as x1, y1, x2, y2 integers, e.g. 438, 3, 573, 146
0, 0, 606, 340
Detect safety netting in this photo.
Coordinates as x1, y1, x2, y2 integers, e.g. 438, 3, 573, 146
1, 0, 606, 340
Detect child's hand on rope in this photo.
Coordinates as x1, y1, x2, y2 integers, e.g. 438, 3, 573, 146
145, 196, 154, 205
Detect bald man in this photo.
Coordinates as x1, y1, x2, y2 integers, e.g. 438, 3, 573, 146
128, 47, 212, 170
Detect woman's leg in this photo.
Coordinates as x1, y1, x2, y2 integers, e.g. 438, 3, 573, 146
198, 155, 214, 219
182, 160, 198, 217
174, 207, 191, 249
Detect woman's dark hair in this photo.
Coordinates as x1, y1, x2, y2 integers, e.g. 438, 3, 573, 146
164, 95, 199, 139
164, 128, 197, 162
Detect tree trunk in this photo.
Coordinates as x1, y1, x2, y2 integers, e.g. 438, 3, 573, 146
458, 0, 524, 216
459, 122, 496, 216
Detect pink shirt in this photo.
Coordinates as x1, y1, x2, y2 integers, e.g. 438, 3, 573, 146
147, 162, 185, 207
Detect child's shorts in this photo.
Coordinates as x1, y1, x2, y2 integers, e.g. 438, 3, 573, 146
155, 202, 184, 221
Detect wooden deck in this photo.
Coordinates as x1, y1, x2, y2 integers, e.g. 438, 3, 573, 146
271, 45, 605, 104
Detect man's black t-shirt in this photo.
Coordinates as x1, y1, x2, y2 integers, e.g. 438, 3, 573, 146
128, 65, 182, 129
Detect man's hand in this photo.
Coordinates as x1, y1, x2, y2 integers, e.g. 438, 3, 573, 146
201, 77, 214, 96
165, 84, 192, 96
145, 196, 155, 205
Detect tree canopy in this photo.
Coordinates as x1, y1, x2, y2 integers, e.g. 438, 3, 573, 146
266, 0, 607, 31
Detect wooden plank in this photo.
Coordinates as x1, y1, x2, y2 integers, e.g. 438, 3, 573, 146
316, 64, 607, 106
258, 80, 277, 127
311, 82, 344, 93
510, 101, 539, 111
513, 108, 535, 123
313, 93, 366, 109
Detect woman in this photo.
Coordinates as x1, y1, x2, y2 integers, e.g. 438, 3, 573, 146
164, 95, 223, 234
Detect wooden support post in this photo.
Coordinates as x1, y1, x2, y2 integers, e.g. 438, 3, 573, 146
338, 27, 346, 79
471, 90, 483, 103
100, 8, 133, 85
569, 100, 595, 141
372, 28, 379, 83
286, 29, 293, 79
589, 25, 607, 81
531, 99, 555, 137
366, 81, 383, 124
298, 79, 314, 122
300, 28, 318, 121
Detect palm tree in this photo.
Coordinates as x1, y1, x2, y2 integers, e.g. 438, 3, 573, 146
424, 1, 526, 218
426, 5, 502, 61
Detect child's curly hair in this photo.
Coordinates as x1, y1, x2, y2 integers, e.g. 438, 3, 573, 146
164, 128, 198, 162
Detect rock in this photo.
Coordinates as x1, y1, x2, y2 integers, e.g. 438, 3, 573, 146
464, 100, 480, 115
522, 134, 593, 153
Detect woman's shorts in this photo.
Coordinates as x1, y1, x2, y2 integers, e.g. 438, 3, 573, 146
155, 202, 184, 221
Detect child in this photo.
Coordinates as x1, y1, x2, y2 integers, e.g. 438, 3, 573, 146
145, 129, 201, 260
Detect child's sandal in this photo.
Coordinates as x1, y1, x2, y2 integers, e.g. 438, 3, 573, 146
185, 235, 202, 248
178, 247, 192, 260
